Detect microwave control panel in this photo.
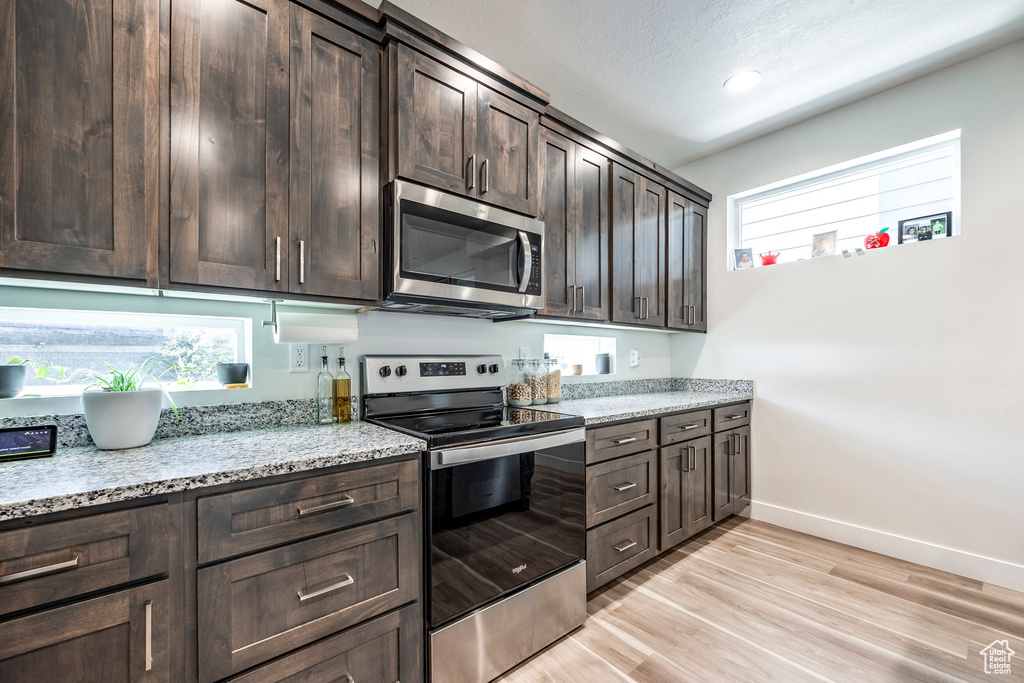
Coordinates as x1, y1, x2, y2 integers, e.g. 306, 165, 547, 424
526, 235, 542, 297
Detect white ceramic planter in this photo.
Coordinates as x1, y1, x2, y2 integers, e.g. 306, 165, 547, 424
82, 388, 164, 450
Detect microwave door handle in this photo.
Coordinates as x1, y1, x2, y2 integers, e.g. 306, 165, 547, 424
517, 230, 530, 293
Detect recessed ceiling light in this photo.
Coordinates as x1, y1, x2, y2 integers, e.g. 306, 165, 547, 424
724, 70, 762, 93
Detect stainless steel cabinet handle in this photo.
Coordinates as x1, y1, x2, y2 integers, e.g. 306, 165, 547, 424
298, 573, 355, 601
0, 555, 80, 584
690, 446, 696, 471
343, 676, 354, 683
635, 296, 642, 319
467, 154, 477, 190
297, 495, 355, 517
679, 423, 700, 431
275, 236, 281, 282
577, 285, 585, 313
734, 433, 741, 453
642, 296, 649, 320
680, 447, 689, 472
481, 158, 489, 194
613, 482, 637, 492
299, 240, 305, 285
145, 600, 153, 671
724, 413, 744, 420
568, 285, 576, 312
614, 436, 637, 445
614, 540, 638, 553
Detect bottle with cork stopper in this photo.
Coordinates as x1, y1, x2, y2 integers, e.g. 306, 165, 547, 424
333, 347, 352, 423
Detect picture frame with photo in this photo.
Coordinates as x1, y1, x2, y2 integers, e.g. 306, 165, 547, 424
898, 212, 952, 244
734, 248, 754, 270
811, 230, 837, 258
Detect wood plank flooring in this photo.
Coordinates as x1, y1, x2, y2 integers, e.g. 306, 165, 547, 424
496, 517, 1024, 682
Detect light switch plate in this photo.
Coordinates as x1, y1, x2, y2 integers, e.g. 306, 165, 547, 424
289, 344, 309, 373
629, 349, 641, 368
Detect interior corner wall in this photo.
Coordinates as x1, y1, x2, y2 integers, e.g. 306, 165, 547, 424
670, 40, 1024, 590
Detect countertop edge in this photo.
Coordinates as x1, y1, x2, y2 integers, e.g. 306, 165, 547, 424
544, 392, 754, 425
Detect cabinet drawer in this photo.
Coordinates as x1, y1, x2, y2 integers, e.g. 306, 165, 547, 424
0, 504, 169, 617
198, 459, 418, 564
585, 450, 656, 528
713, 402, 751, 431
660, 409, 712, 444
586, 419, 657, 464
228, 603, 422, 683
585, 505, 656, 593
198, 514, 419, 683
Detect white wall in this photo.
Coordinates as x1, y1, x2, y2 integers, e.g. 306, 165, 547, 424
672, 40, 1024, 590
0, 283, 672, 418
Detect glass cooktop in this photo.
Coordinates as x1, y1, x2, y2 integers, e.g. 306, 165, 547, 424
373, 406, 584, 449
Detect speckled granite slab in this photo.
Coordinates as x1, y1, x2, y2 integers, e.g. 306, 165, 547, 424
540, 389, 752, 425
0, 399, 318, 449
0, 422, 424, 521
558, 377, 751, 400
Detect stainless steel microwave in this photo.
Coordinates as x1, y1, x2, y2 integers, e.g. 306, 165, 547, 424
381, 180, 544, 320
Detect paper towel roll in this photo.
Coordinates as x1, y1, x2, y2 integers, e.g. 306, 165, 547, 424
273, 312, 359, 344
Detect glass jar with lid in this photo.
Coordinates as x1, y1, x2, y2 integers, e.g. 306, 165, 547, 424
529, 359, 548, 405
507, 360, 532, 407
545, 357, 561, 404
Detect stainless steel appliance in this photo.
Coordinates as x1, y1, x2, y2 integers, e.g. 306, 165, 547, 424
381, 181, 545, 319
362, 355, 586, 683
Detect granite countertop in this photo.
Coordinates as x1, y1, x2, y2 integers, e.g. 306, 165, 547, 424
539, 390, 753, 425
0, 422, 425, 522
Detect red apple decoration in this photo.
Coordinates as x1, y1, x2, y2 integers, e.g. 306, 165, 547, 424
865, 227, 891, 249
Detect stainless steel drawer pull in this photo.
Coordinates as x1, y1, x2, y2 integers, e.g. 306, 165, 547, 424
297, 495, 355, 517
613, 482, 637, 492
0, 554, 80, 584
679, 423, 700, 430
724, 413, 744, 420
343, 676, 354, 683
297, 573, 354, 601
614, 540, 638, 553
613, 436, 638, 445
145, 600, 153, 671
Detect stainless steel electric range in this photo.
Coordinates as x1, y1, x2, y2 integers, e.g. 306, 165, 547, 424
361, 355, 587, 683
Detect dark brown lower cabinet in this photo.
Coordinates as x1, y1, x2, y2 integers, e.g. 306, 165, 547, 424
0, 581, 170, 682
228, 603, 422, 683
713, 425, 751, 522
659, 435, 712, 551
585, 505, 656, 593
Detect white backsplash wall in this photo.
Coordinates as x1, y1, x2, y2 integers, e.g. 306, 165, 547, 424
0, 283, 673, 418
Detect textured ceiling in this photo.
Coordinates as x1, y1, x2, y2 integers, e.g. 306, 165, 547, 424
382, 0, 1024, 168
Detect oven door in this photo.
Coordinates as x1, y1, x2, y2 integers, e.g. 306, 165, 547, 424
428, 428, 585, 629
390, 180, 544, 310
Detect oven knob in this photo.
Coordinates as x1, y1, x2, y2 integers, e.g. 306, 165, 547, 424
378, 365, 391, 378
488, 364, 500, 374
477, 364, 488, 375
395, 365, 408, 377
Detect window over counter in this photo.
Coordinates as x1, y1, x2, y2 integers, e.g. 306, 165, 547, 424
729, 130, 960, 269
0, 308, 249, 397
543, 333, 616, 377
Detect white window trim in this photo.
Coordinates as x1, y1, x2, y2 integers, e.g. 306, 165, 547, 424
727, 129, 962, 270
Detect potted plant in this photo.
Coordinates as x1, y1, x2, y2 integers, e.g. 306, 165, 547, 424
81, 360, 178, 450
0, 357, 73, 398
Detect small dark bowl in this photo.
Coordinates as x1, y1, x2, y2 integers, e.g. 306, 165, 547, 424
216, 362, 249, 386
0, 364, 28, 399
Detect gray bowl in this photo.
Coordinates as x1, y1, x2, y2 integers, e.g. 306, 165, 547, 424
0, 365, 28, 399
216, 362, 249, 386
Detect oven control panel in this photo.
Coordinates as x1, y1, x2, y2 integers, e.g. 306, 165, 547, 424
362, 355, 505, 394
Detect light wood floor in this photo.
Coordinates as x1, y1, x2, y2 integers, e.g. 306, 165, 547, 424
496, 517, 1024, 682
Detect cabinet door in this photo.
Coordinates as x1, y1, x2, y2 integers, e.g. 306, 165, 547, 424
170, 0, 290, 291
635, 177, 666, 327
659, 435, 711, 551
289, 6, 379, 300
712, 431, 733, 523
573, 145, 610, 322
610, 163, 640, 324
537, 128, 575, 318
667, 191, 707, 331
0, 581, 169, 682
687, 436, 713, 537
0, 0, 159, 281
476, 86, 539, 215
730, 425, 751, 513
394, 44, 477, 196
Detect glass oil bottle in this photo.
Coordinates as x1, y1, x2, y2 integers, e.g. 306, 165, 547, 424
315, 345, 335, 425
333, 348, 352, 423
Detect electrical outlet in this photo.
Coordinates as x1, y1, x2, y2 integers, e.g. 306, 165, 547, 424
518, 347, 531, 359
629, 349, 641, 368
289, 344, 309, 373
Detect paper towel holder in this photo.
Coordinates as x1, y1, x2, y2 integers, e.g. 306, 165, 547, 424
261, 299, 285, 334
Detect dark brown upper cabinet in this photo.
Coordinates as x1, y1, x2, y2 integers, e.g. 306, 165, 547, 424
611, 164, 666, 327
288, 4, 380, 300
0, 0, 160, 283
538, 128, 610, 321
667, 191, 707, 331
391, 43, 539, 216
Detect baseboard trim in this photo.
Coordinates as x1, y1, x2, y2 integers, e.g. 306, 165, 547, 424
747, 501, 1024, 593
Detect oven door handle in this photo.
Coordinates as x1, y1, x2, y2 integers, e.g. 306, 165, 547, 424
517, 230, 531, 294
431, 428, 585, 469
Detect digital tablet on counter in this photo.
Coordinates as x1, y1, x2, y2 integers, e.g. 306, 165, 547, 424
0, 425, 57, 462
